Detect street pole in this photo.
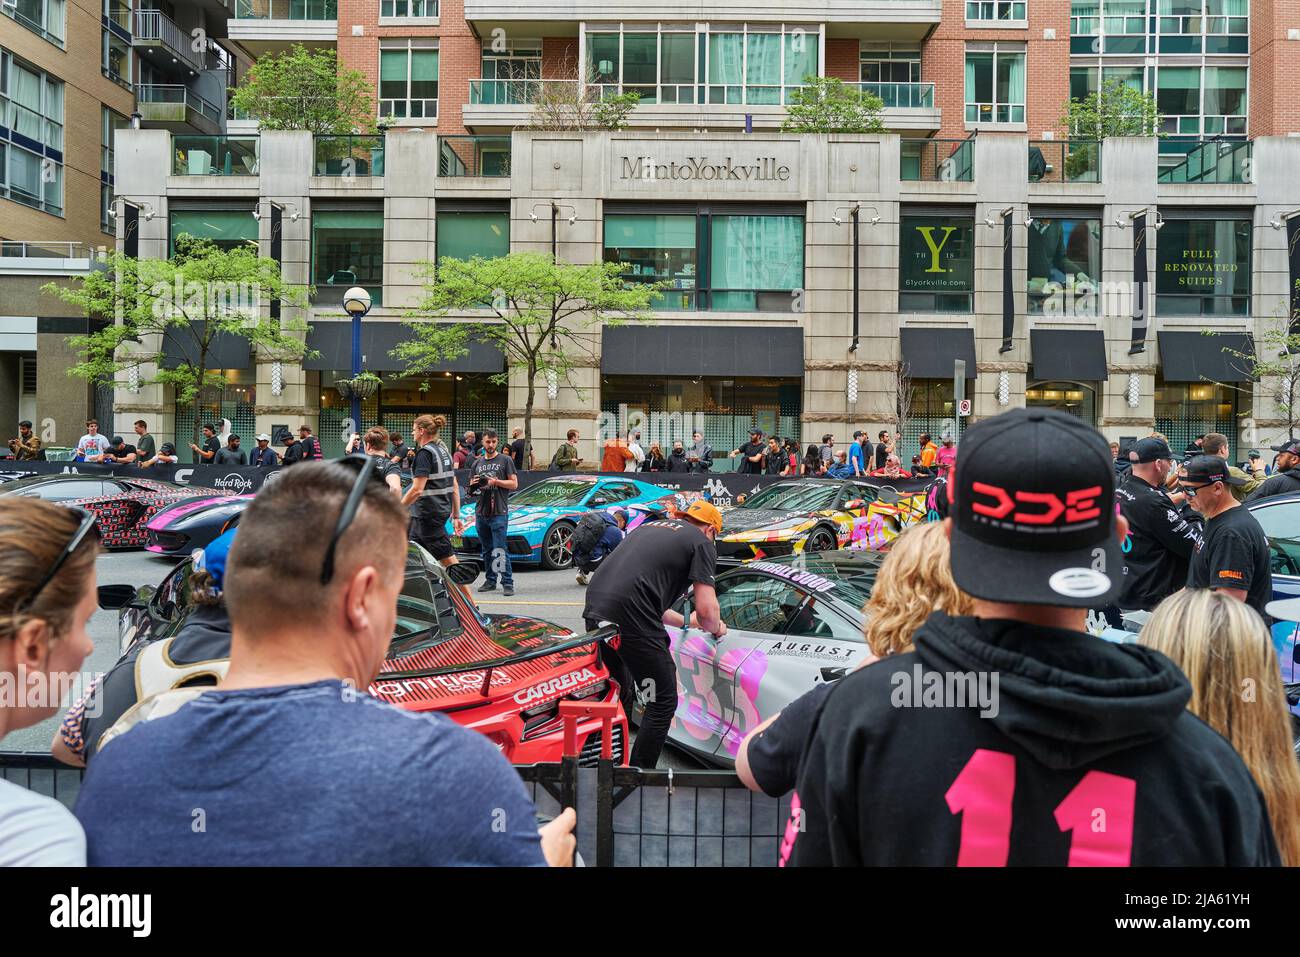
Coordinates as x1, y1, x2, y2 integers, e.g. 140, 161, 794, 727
350, 309, 362, 429
850, 204, 860, 353
954, 359, 966, 446
551, 202, 558, 262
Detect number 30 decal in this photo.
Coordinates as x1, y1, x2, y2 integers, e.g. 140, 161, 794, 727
944, 749, 1136, 866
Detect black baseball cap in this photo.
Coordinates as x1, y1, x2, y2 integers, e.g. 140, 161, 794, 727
110, 435, 125, 446
160, 442, 176, 454
749, 427, 763, 437
1128, 437, 1173, 464
949, 407, 1121, 607
1181, 454, 1246, 486
1270, 439, 1300, 456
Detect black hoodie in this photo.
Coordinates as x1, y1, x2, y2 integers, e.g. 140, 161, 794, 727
786, 612, 1280, 866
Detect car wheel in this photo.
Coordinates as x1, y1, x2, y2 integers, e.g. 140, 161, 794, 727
806, 526, 838, 553
541, 521, 575, 570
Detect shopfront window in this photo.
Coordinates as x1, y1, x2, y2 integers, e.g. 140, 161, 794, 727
902, 379, 958, 462
899, 214, 975, 313
603, 207, 803, 313
169, 209, 258, 256
965, 44, 1025, 124
1027, 215, 1101, 315
1156, 217, 1250, 316
436, 210, 509, 262
1155, 376, 1239, 460
312, 208, 383, 306
1026, 381, 1097, 424
174, 370, 256, 461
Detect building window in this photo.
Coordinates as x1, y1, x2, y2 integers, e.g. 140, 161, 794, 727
899, 214, 975, 313
902, 380, 957, 459
859, 44, 920, 83
103, 0, 131, 88
169, 209, 258, 256
312, 207, 383, 307
0, 49, 64, 216
1073, 0, 1248, 54
379, 0, 436, 15
436, 209, 509, 262
965, 44, 1025, 124
474, 43, 541, 105
101, 106, 127, 232
379, 39, 438, 119
1155, 376, 1239, 460
1156, 217, 1250, 317
967, 0, 1026, 21
1027, 215, 1101, 315
603, 207, 804, 313
1026, 381, 1097, 424
585, 23, 817, 106
3, 0, 66, 46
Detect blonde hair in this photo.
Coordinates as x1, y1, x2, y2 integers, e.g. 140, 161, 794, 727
0, 499, 99, 641
1141, 589, 1300, 866
863, 522, 973, 657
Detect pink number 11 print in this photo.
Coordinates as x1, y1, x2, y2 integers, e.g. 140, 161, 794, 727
944, 749, 1136, 866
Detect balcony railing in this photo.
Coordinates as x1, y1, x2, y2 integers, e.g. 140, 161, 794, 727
138, 85, 225, 126
133, 9, 207, 73
233, 0, 337, 18
901, 137, 974, 182
1029, 140, 1100, 183
173, 135, 260, 175
314, 135, 385, 176
438, 135, 510, 177
468, 78, 544, 105
856, 82, 935, 109
0, 241, 104, 259
1158, 139, 1252, 185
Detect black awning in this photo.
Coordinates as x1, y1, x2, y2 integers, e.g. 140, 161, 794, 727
1030, 328, 1109, 381
899, 327, 976, 379
160, 323, 251, 370
304, 321, 505, 373
600, 326, 804, 377
1156, 331, 1254, 383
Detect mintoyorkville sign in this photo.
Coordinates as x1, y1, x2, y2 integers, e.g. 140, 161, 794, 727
620, 155, 792, 182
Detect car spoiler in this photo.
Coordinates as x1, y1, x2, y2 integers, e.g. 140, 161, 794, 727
377, 624, 620, 697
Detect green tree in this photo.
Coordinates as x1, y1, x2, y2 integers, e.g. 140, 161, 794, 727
1218, 314, 1300, 443
1063, 77, 1163, 138
526, 58, 642, 132
43, 239, 312, 457
230, 45, 376, 134
394, 252, 665, 459
781, 76, 885, 134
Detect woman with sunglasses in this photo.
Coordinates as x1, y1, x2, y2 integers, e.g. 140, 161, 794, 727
0, 500, 98, 865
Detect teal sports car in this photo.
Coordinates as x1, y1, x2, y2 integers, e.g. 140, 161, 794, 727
446, 474, 687, 569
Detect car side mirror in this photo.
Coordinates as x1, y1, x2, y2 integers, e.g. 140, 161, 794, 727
98, 583, 139, 610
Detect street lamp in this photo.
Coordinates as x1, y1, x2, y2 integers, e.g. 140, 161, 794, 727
343, 286, 372, 429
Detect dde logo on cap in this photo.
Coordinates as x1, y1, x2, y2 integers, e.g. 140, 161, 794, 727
949, 408, 1121, 607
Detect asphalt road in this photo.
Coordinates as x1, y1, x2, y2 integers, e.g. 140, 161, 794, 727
2, 549, 705, 769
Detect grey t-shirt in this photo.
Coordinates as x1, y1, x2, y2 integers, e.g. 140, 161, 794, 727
135, 433, 157, 460
0, 779, 86, 866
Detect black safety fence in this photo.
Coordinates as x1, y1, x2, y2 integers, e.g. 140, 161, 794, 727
1, 750, 789, 868
0, 461, 935, 502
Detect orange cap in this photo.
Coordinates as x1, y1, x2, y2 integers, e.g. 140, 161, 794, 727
684, 499, 723, 534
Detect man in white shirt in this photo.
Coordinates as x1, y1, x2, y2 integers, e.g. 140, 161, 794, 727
74, 420, 111, 462
626, 429, 645, 472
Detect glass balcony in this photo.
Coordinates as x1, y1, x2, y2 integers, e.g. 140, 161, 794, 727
438, 136, 511, 177
172, 135, 260, 175
856, 82, 935, 109
901, 138, 974, 182
139, 85, 224, 126
1157, 139, 1252, 184
1029, 140, 1101, 183
233, 0, 337, 18
314, 135, 385, 176
469, 78, 543, 105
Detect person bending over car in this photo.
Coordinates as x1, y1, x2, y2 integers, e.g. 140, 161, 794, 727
785, 408, 1280, 866
73, 460, 574, 866
572, 508, 628, 586
583, 498, 725, 769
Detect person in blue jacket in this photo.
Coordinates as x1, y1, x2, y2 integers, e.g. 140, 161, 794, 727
575, 509, 629, 586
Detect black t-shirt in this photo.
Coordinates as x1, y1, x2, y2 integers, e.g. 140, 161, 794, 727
1116, 474, 1204, 611
583, 519, 716, 638
411, 441, 455, 519
509, 438, 528, 470
736, 441, 766, 474
201, 436, 220, 461
109, 443, 136, 460
763, 448, 784, 474
469, 453, 516, 517
389, 441, 411, 470
788, 612, 1281, 866
745, 681, 835, 797
282, 441, 304, 465
874, 444, 888, 469
1187, 504, 1273, 620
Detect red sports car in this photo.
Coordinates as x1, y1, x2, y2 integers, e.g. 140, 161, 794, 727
0, 474, 222, 549
110, 543, 629, 765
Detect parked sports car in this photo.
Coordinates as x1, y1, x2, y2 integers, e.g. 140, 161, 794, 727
108, 542, 628, 765
145, 493, 254, 556
448, 475, 691, 569
0, 474, 219, 549
664, 550, 882, 766
714, 477, 929, 565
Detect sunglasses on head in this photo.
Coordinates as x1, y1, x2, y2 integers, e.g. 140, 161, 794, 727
25, 508, 99, 609
320, 455, 390, 585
